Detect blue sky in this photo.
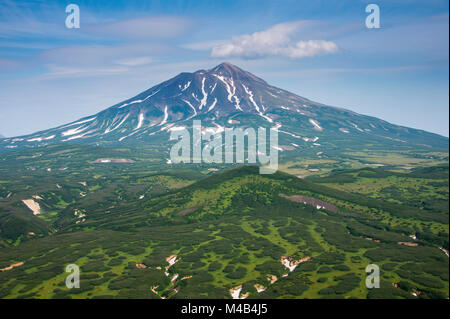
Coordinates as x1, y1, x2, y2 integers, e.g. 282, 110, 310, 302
0, 0, 448, 137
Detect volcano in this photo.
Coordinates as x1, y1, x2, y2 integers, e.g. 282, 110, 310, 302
1, 62, 447, 152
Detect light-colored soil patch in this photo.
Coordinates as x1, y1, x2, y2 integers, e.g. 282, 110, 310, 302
167, 288, 179, 299
135, 263, 147, 269
279, 193, 338, 213
178, 208, 197, 216
254, 284, 266, 293
230, 285, 248, 299
397, 242, 418, 247
90, 158, 135, 164
74, 209, 86, 219
150, 285, 163, 298
181, 275, 192, 281
439, 247, 449, 257
164, 254, 179, 276
279, 193, 360, 217
267, 274, 278, 284
281, 256, 311, 272
0, 262, 24, 272
166, 254, 178, 266
22, 199, 41, 215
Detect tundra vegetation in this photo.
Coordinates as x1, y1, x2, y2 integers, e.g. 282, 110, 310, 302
0, 144, 448, 299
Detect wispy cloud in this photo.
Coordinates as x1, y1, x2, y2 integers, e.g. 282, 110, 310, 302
181, 40, 229, 51
210, 21, 339, 59
84, 16, 193, 40
0, 5, 193, 76
32, 42, 172, 78
115, 56, 154, 66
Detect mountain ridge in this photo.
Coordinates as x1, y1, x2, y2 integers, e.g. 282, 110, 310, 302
0, 62, 447, 152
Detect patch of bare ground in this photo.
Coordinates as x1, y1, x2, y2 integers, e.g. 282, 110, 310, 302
279, 193, 338, 212
150, 285, 162, 298
254, 284, 266, 293
178, 208, 197, 216
267, 274, 278, 285
439, 247, 449, 257
181, 275, 192, 281
90, 158, 135, 164
281, 256, 311, 272
279, 193, 360, 217
22, 199, 41, 215
230, 285, 248, 299
397, 242, 419, 247
0, 262, 24, 272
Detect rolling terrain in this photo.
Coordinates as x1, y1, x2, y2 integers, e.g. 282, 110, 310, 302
0, 62, 448, 299
0, 166, 448, 299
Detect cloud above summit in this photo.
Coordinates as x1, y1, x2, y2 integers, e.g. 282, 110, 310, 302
210, 21, 339, 59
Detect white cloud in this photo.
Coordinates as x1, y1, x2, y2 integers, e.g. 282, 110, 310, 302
210, 21, 339, 59
284, 40, 339, 58
115, 56, 154, 67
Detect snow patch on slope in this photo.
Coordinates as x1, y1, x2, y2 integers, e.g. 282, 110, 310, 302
183, 99, 197, 119
242, 83, 273, 123
208, 98, 218, 112
27, 135, 55, 142
309, 119, 323, 131
159, 106, 168, 126
179, 81, 191, 91
105, 113, 130, 134
213, 74, 242, 111
136, 113, 145, 130
199, 77, 208, 110
62, 125, 90, 137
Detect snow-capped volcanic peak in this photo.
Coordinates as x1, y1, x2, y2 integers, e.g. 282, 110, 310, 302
1, 62, 447, 151
110, 61, 307, 121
